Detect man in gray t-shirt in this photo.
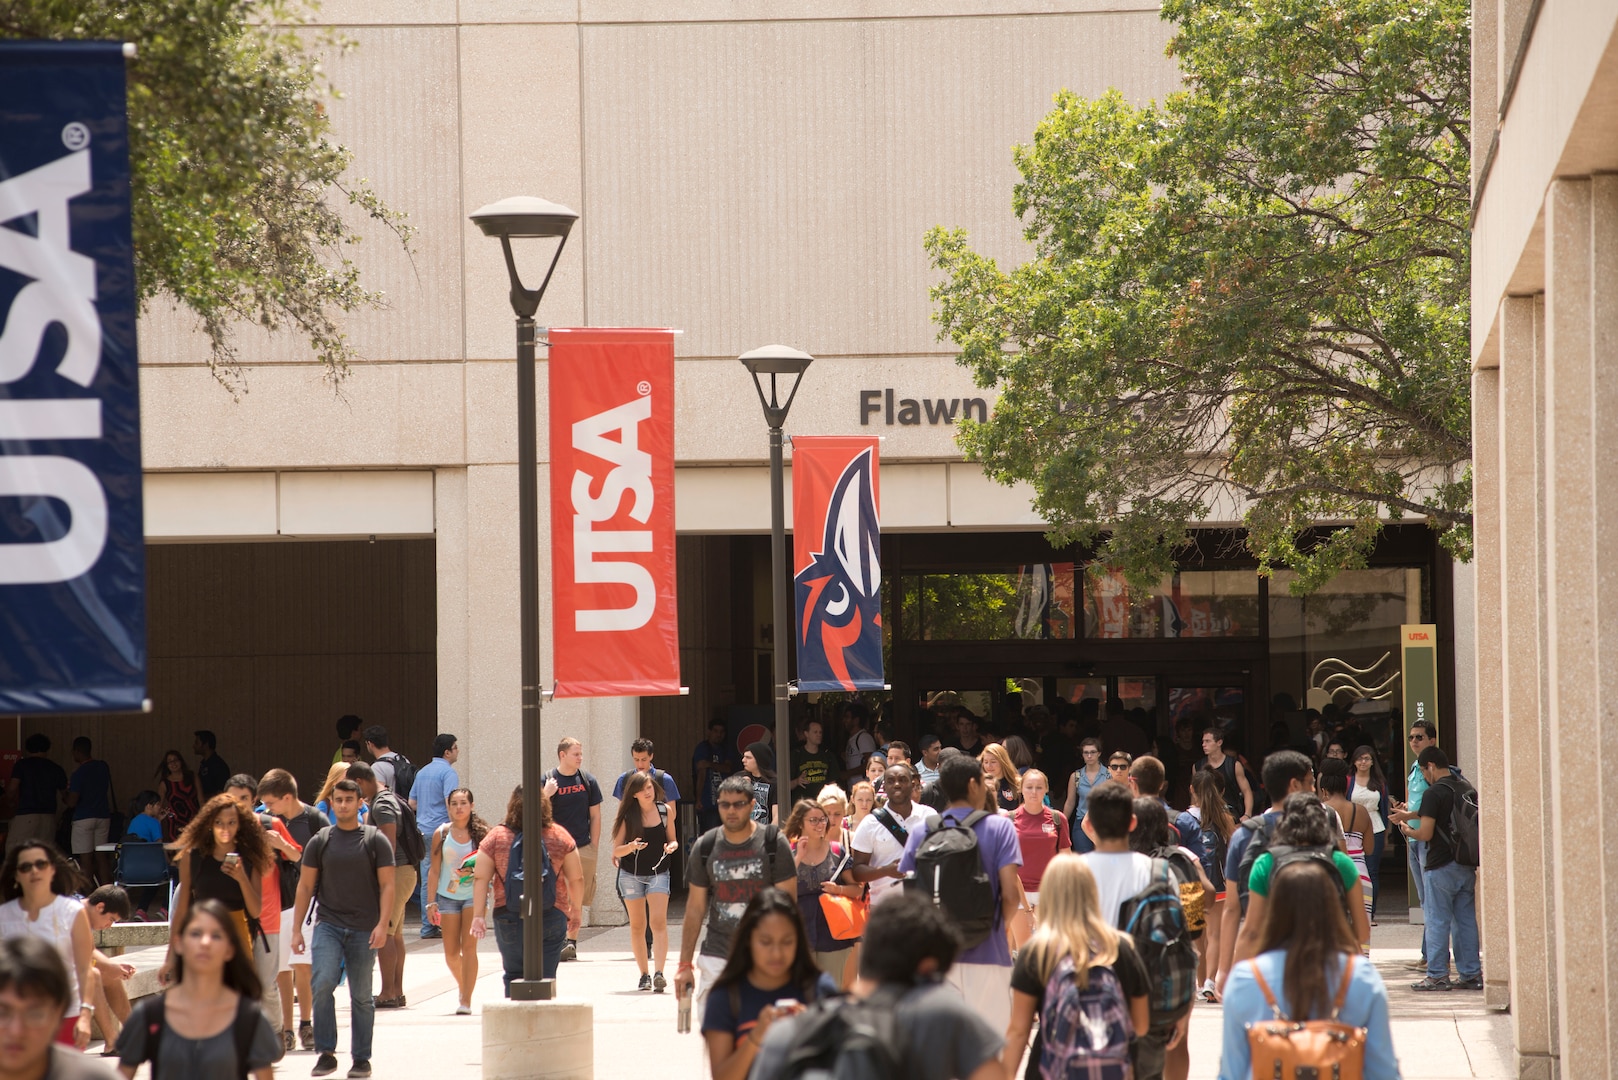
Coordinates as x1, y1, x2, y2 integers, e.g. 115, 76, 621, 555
674, 775, 796, 1006
290, 780, 394, 1076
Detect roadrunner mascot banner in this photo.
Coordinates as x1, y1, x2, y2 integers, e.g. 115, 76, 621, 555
792, 436, 883, 692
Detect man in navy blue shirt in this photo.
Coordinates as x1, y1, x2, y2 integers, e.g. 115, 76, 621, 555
66, 737, 114, 885
544, 737, 602, 961
691, 721, 739, 834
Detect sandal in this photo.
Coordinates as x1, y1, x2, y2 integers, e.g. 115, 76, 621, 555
374, 996, 406, 1009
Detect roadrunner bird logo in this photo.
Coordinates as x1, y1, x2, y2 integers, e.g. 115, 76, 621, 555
794, 448, 883, 691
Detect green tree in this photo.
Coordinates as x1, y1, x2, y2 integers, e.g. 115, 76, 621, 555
1, 0, 409, 394
926, 0, 1470, 592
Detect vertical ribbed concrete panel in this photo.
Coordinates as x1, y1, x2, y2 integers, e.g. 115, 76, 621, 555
578, 13, 1177, 359
1543, 178, 1606, 1076
1470, 362, 1510, 1010
1592, 174, 1618, 1064
1532, 291, 1561, 1075
1497, 294, 1555, 1077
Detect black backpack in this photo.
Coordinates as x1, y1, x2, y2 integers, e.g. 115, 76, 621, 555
128, 990, 272, 1069
379, 751, 416, 798
780, 983, 905, 1080
1434, 775, 1480, 868
903, 810, 996, 948
1233, 814, 1280, 914
375, 789, 426, 865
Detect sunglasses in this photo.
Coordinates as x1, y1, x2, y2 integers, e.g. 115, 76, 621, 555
717, 799, 752, 811
1408, 735, 1426, 743
15, 860, 49, 874
1108, 764, 1128, 772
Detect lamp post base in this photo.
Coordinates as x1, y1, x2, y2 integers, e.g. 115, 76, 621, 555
509, 978, 557, 1001
482, 999, 593, 1080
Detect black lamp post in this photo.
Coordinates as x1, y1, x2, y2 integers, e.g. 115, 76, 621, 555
739, 345, 814, 825
469, 195, 578, 1001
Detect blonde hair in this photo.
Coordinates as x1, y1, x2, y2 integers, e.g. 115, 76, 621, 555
849, 781, 877, 818
979, 743, 1021, 810
1025, 855, 1122, 987
816, 784, 848, 815
315, 762, 351, 809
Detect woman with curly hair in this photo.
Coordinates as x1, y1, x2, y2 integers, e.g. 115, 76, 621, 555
427, 788, 491, 1014
0, 841, 95, 1048
161, 794, 271, 986
153, 750, 199, 844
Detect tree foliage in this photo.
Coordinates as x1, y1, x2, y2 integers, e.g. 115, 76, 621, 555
926, 0, 1470, 592
1, 0, 409, 394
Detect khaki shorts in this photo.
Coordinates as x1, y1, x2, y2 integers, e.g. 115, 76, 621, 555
577, 845, 598, 910
388, 864, 418, 936
70, 818, 110, 855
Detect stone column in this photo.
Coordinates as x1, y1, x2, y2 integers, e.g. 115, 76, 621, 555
1470, 364, 1510, 1010
1592, 173, 1618, 1063
1544, 178, 1608, 1075
1496, 293, 1558, 1078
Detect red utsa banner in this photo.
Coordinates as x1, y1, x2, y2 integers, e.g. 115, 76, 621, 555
548, 329, 680, 697
792, 436, 883, 692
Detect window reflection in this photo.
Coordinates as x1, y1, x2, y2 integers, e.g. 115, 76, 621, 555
1083, 570, 1260, 639
900, 564, 1076, 640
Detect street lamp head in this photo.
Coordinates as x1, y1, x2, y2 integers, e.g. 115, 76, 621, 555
739, 344, 814, 430
470, 196, 579, 320
470, 196, 578, 240
739, 344, 814, 377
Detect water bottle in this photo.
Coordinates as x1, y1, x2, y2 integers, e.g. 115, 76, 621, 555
676, 982, 693, 1033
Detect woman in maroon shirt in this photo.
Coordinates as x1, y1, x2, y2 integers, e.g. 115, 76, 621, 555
1010, 769, 1071, 946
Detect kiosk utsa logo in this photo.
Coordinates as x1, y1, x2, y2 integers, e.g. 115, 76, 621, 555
571, 392, 656, 632
0, 148, 108, 586
795, 448, 882, 691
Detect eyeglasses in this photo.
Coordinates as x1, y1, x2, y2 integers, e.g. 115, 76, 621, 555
15, 860, 49, 874
717, 799, 752, 811
805, 817, 828, 827
1082, 749, 1100, 756
1408, 735, 1426, 743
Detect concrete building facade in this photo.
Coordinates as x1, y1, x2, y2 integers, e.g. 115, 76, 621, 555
1469, 0, 1618, 1075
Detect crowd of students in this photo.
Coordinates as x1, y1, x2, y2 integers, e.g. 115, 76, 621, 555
659, 697, 1481, 1080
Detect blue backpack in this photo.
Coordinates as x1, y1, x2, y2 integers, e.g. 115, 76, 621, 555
1038, 954, 1133, 1080
505, 831, 556, 916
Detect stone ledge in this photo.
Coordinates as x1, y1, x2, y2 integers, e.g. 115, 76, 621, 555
95, 924, 170, 949
482, 1000, 593, 1080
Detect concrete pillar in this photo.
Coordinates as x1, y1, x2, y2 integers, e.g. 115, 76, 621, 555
436, 467, 471, 747
1591, 173, 1618, 1063
1543, 178, 1609, 1075
1496, 293, 1557, 1078
1470, 364, 1510, 1010
482, 1000, 594, 1080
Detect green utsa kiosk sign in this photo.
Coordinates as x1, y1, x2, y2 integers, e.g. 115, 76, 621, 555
1402, 623, 1439, 914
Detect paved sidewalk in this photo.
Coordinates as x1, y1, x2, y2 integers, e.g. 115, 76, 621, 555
273, 914, 1513, 1078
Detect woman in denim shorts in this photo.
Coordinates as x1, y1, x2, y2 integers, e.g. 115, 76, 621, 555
611, 772, 678, 992
427, 788, 489, 1014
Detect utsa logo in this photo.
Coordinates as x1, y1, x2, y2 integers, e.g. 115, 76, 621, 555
794, 448, 882, 691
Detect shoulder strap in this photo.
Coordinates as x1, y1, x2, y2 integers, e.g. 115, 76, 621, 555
873, 807, 909, 846
764, 825, 784, 884
1331, 955, 1357, 1020
233, 992, 259, 1072
958, 809, 991, 830
1247, 960, 1284, 1019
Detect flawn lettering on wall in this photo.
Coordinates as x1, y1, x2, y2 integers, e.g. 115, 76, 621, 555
859, 388, 988, 427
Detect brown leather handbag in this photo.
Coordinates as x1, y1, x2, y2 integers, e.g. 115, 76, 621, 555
1243, 954, 1367, 1080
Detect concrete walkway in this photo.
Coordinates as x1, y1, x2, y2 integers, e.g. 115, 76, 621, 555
230, 913, 1513, 1078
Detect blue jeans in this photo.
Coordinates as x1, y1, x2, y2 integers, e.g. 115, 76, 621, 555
311, 923, 377, 1060
492, 908, 568, 995
1424, 861, 1480, 981
1407, 836, 1427, 960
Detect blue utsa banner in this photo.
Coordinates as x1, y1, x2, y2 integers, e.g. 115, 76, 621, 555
0, 42, 147, 713
792, 436, 883, 692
